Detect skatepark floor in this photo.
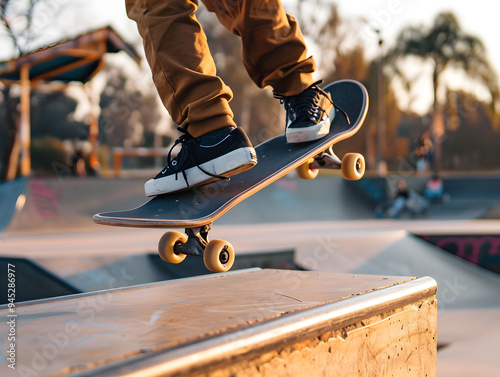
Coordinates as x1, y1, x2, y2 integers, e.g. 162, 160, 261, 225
2, 175, 500, 376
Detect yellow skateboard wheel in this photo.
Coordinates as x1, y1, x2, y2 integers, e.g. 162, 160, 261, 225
341, 153, 365, 180
158, 231, 188, 264
296, 158, 319, 180
204, 239, 235, 272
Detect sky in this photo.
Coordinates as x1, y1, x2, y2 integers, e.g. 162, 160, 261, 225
332, 0, 500, 111
1, 0, 498, 70
93, 0, 500, 70
2, 0, 495, 65
335, 0, 498, 68
1, 0, 498, 113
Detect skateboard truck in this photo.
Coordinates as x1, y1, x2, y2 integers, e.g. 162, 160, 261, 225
174, 224, 211, 258
296, 146, 365, 180
310, 147, 342, 170
158, 224, 235, 273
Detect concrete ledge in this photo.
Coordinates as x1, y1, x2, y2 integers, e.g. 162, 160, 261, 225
0, 269, 437, 377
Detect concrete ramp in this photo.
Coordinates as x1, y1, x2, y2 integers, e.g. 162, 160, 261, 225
0, 177, 26, 232
295, 229, 500, 311
350, 233, 500, 310
3, 176, 374, 235
0, 269, 437, 377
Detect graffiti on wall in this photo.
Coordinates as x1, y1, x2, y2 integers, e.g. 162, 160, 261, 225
421, 235, 500, 274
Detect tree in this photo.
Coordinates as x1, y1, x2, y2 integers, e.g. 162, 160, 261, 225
0, 0, 72, 179
443, 89, 500, 170
98, 61, 165, 148
0, 0, 76, 57
387, 12, 499, 171
0, 0, 24, 56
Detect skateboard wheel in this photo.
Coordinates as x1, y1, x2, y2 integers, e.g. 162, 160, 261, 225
158, 231, 188, 264
296, 158, 319, 180
341, 153, 365, 180
203, 239, 235, 273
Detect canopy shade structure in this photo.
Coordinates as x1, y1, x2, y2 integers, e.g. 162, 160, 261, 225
0, 26, 140, 84
0, 27, 141, 179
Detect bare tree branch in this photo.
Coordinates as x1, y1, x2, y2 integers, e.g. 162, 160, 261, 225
0, 0, 23, 55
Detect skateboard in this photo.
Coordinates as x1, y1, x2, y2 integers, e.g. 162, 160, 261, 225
93, 80, 368, 272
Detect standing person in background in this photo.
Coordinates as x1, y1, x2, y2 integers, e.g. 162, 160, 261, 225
415, 130, 434, 172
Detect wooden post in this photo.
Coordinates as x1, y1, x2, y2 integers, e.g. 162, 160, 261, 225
19, 64, 31, 176
5, 131, 20, 181
86, 83, 100, 173
113, 150, 123, 178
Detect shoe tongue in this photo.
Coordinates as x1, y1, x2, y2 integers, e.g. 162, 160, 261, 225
292, 90, 319, 119
198, 126, 235, 145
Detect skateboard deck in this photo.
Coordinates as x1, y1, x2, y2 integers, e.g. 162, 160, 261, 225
93, 80, 368, 272
94, 80, 368, 228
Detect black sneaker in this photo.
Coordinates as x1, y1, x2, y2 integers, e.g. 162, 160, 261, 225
278, 81, 334, 144
145, 126, 257, 196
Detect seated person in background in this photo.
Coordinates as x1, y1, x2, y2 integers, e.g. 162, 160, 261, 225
388, 180, 409, 219
424, 174, 444, 201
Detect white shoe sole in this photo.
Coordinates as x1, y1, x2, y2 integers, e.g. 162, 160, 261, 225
145, 147, 257, 197
286, 110, 335, 144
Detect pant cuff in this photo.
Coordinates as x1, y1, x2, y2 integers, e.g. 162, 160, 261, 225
185, 115, 237, 138
272, 71, 315, 97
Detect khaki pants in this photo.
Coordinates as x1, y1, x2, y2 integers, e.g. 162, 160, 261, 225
126, 0, 316, 137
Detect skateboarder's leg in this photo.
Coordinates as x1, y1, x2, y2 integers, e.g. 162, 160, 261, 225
126, 0, 257, 196
202, 0, 315, 95
125, 0, 236, 138
203, 0, 334, 143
